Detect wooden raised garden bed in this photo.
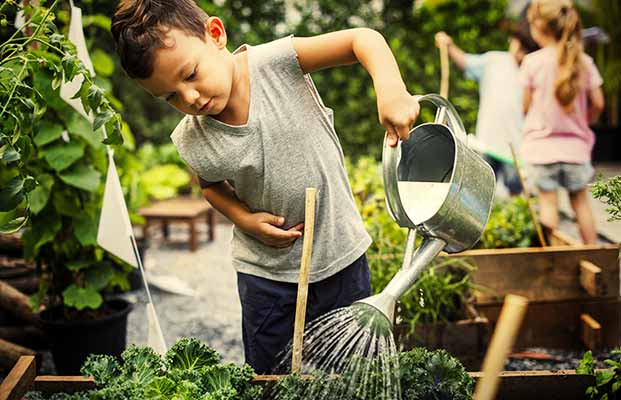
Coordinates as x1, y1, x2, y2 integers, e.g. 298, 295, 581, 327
443, 229, 620, 350
394, 305, 489, 369
0, 355, 596, 400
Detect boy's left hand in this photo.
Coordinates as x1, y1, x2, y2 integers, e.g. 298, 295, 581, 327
377, 90, 420, 147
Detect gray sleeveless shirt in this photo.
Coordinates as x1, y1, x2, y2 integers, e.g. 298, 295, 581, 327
170, 36, 371, 283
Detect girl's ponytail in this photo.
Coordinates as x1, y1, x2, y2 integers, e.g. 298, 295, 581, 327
555, 5, 583, 111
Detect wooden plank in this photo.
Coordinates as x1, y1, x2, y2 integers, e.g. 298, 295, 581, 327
478, 298, 621, 349
470, 370, 593, 400
444, 243, 620, 302
0, 280, 36, 323
254, 371, 594, 400
0, 338, 38, 372
0, 355, 36, 400
549, 229, 580, 246
580, 313, 602, 350
33, 376, 96, 395
580, 260, 603, 297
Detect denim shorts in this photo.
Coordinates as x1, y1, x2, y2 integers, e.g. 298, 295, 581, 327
528, 162, 594, 193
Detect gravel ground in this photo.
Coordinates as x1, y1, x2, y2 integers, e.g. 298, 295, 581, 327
121, 222, 244, 364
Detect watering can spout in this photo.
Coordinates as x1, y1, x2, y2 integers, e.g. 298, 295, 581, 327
355, 237, 447, 325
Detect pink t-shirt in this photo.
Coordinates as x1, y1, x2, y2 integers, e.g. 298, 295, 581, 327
520, 46, 603, 164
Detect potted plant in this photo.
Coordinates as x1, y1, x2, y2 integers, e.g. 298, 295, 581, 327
0, 0, 133, 374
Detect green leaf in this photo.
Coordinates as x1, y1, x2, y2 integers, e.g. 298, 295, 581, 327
28, 174, 54, 214
85, 262, 114, 291
74, 212, 98, 246
577, 351, 594, 375
42, 141, 84, 171
93, 110, 114, 131
22, 212, 62, 259
91, 49, 115, 77
1, 146, 20, 163
612, 380, 621, 393
62, 284, 103, 310
62, 110, 103, 149
22, 177, 36, 193
66, 260, 93, 271
0, 177, 24, 212
59, 164, 101, 192
52, 190, 82, 217
597, 369, 615, 387
82, 14, 111, 30
0, 211, 27, 233
108, 268, 130, 291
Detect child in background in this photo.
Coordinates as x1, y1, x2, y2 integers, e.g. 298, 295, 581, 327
522, 0, 605, 244
434, 22, 539, 196
111, 0, 419, 373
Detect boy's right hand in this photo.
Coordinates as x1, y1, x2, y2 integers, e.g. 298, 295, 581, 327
240, 212, 304, 248
435, 32, 453, 49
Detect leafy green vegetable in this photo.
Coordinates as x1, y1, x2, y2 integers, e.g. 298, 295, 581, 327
399, 348, 475, 400
61, 338, 261, 400
577, 349, 621, 400
591, 175, 621, 222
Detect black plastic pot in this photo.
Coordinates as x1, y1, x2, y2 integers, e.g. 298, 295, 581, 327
38, 298, 133, 375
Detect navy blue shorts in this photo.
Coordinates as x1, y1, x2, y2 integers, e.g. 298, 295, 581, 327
236, 254, 371, 374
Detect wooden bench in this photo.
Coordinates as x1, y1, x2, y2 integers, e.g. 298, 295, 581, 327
138, 196, 215, 251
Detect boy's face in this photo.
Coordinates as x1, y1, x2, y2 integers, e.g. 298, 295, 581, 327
138, 18, 234, 116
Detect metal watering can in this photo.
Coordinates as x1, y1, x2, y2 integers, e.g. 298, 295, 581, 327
356, 94, 496, 323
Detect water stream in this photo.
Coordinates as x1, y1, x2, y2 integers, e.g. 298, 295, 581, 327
268, 303, 402, 400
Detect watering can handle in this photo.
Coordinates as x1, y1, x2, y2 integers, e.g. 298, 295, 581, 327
413, 94, 468, 144
381, 94, 469, 229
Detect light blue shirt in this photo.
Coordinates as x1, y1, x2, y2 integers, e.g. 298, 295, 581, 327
464, 51, 523, 160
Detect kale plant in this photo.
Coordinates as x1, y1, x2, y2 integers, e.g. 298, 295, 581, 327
577, 349, 621, 400
25, 337, 265, 400
399, 348, 474, 400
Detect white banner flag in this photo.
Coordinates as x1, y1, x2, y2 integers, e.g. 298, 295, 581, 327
147, 303, 168, 355
97, 151, 137, 268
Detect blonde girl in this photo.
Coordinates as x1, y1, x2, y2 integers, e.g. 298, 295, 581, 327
522, 0, 605, 244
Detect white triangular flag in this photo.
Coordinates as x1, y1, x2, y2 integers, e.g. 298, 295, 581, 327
147, 303, 168, 355
97, 151, 137, 268
59, 4, 94, 121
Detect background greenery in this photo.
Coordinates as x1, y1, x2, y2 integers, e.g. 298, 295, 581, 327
8, 0, 613, 160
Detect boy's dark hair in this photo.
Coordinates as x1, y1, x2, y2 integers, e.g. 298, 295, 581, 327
111, 0, 209, 79
510, 20, 539, 54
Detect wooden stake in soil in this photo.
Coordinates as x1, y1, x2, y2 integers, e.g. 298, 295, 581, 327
473, 294, 528, 400
509, 143, 547, 247
291, 188, 318, 374
439, 41, 450, 99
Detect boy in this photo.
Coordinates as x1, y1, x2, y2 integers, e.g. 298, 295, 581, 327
111, 0, 419, 373
435, 21, 539, 196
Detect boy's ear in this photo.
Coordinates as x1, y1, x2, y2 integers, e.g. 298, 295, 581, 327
205, 17, 227, 48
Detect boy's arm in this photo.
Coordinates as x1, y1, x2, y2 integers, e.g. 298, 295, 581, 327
201, 181, 303, 248
292, 28, 419, 147
434, 32, 466, 70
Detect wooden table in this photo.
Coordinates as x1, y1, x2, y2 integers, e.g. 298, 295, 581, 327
138, 196, 215, 251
